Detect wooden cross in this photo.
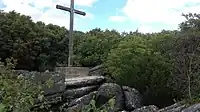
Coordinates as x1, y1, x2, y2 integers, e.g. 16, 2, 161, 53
56, 0, 86, 67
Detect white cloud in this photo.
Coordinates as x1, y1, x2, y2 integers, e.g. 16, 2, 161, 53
1, 0, 96, 30
109, 16, 127, 22
138, 25, 163, 33
2, 0, 43, 21
78, 12, 94, 19
74, 0, 97, 7
122, 0, 200, 32
38, 9, 70, 28
53, 0, 97, 7
138, 25, 153, 33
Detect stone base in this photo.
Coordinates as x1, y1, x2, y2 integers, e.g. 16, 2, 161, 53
55, 67, 90, 78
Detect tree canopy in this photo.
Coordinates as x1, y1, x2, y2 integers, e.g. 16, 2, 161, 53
2, 10, 200, 109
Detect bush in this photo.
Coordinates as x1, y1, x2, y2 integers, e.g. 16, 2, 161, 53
104, 36, 174, 107
75, 28, 121, 67
0, 58, 46, 112
82, 98, 115, 112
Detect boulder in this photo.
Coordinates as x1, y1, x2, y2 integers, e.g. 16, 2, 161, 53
14, 70, 66, 96
43, 93, 62, 104
96, 83, 124, 111
158, 103, 200, 112
158, 103, 186, 112
14, 70, 65, 84
55, 67, 90, 78
63, 104, 82, 112
132, 105, 158, 112
68, 91, 97, 107
63, 86, 98, 100
44, 81, 66, 96
88, 64, 104, 76
182, 103, 200, 112
62, 92, 97, 112
65, 76, 106, 88
123, 86, 142, 111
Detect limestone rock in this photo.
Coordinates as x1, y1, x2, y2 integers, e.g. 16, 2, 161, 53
182, 103, 200, 112
88, 64, 104, 76
96, 83, 124, 111
55, 67, 90, 78
65, 76, 106, 88
68, 91, 97, 107
64, 104, 82, 112
62, 92, 97, 112
158, 103, 186, 112
123, 86, 142, 111
158, 103, 200, 112
132, 105, 158, 112
14, 70, 65, 83
44, 82, 66, 96
63, 86, 98, 100
14, 70, 66, 95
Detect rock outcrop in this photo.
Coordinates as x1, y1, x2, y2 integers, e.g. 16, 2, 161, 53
132, 105, 159, 112
14, 67, 144, 112
123, 86, 142, 111
88, 64, 104, 76
96, 83, 124, 111
158, 102, 200, 112
16, 65, 200, 112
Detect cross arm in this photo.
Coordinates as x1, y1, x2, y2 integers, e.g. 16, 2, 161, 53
74, 10, 86, 16
56, 5, 86, 16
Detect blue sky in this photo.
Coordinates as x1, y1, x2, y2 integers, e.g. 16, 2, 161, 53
1, 0, 200, 33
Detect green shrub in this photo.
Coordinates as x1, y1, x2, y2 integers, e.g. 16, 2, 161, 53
0, 58, 47, 112
104, 36, 174, 107
82, 98, 115, 112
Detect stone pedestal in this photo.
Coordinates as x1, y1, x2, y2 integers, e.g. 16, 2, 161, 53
55, 67, 90, 78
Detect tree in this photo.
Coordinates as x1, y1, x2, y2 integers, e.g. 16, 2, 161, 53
0, 11, 69, 71
171, 13, 200, 100
104, 36, 174, 107
75, 28, 121, 67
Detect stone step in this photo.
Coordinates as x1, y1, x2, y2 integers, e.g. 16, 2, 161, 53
55, 67, 90, 78
43, 76, 106, 96
65, 76, 106, 88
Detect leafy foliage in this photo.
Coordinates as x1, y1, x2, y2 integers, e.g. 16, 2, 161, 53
0, 11, 68, 71
104, 36, 174, 107
82, 98, 115, 112
0, 58, 51, 112
0, 58, 38, 112
75, 28, 121, 67
171, 13, 200, 100
3, 9, 200, 108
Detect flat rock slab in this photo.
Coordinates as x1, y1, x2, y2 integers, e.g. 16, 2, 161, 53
158, 103, 200, 112
55, 67, 90, 78
132, 105, 158, 112
68, 91, 97, 107
158, 103, 186, 112
65, 76, 106, 88
182, 103, 200, 112
14, 70, 65, 84
63, 86, 98, 100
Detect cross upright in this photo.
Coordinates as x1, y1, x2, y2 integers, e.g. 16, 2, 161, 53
56, 0, 86, 67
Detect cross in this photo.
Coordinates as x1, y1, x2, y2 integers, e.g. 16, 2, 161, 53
56, 0, 86, 67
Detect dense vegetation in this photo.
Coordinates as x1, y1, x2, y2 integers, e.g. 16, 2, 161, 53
1, 10, 200, 111
0, 58, 47, 112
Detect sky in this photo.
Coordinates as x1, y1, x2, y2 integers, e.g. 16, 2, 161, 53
0, 0, 200, 33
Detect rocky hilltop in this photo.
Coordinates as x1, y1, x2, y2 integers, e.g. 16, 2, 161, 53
14, 66, 200, 112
